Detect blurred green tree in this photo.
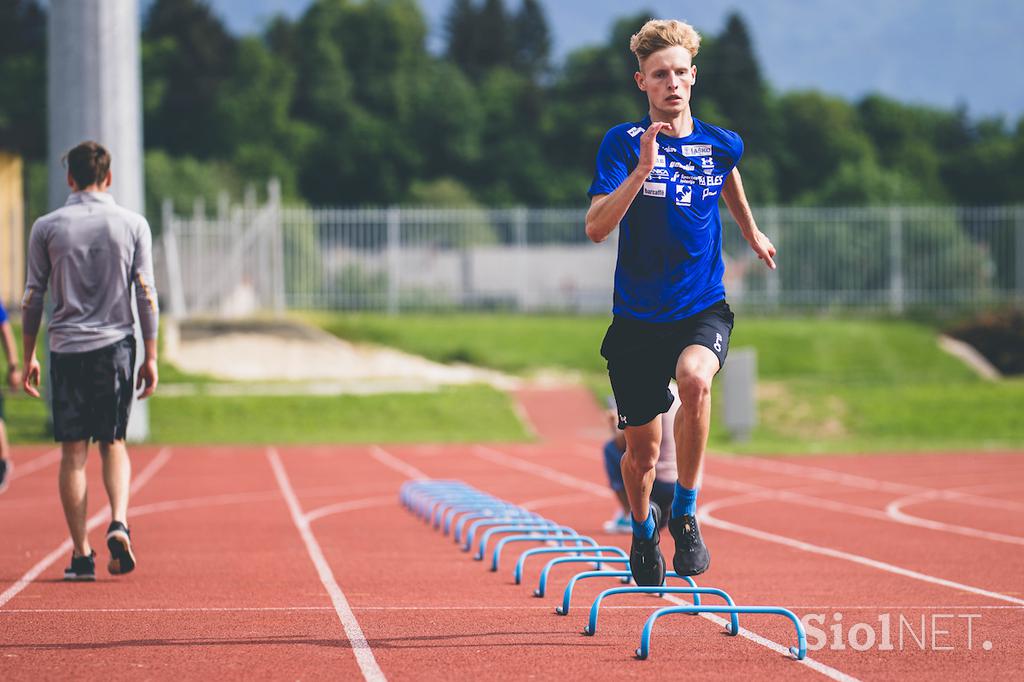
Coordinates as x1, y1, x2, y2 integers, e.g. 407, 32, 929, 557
511, 0, 551, 79
143, 0, 237, 158
0, 0, 46, 158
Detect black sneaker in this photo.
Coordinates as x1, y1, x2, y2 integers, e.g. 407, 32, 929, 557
0, 459, 10, 495
628, 504, 666, 587
106, 521, 136, 575
668, 513, 710, 576
64, 550, 97, 581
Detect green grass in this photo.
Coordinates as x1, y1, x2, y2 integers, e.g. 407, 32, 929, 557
8, 313, 1021, 452
297, 311, 610, 374
304, 311, 1024, 454
2, 393, 52, 443
148, 385, 529, 444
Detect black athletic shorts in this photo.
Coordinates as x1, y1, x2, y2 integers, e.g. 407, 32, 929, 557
600, 300, 734, 430
50, 336, 136, 443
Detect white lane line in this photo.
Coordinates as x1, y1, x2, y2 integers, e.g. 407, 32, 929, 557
885, 491, 1024, 545
130, 490, 281, 516
9, 448, 62, 481
703, 474, 1024, 546
474, 446, 613, 498
0, 448, 173, 609
371, 446, 430, 480
0, 604, 685, 614
267, 448, 386, 682
719, 456, 1024, 512
470, 446, 857, 682
304, 496, 396, 524
700, 493, 1024, 606
519, 493, 596, 511
3, 604, 1021, 616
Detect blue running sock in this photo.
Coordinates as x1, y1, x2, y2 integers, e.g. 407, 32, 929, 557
631, 509, 656, 540
672, 483, 699, 518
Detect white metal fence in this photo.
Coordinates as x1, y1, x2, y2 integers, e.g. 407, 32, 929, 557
155, 181, 1024, 317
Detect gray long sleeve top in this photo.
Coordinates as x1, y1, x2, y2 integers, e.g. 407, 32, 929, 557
22, 191, 159, 353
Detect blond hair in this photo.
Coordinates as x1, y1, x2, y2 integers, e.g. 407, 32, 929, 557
629, 19, 701, 62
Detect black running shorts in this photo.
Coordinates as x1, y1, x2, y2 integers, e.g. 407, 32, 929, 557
600, 300, 734, 430
50, 336, 136, 443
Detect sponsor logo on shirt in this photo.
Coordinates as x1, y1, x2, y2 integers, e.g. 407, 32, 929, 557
675, 185, 692, 206
661, 145, 677, 153
681, 144, 712, 157
701, 157, 716, 175
696, 174, 724, 187
627, 126, 645, 137
702, 188, 719, 200
654, 154, 666, 168
648, 168, 670, 180
643, 182, 667, 198
669, 161, 696, 171
671, 171, 697, 184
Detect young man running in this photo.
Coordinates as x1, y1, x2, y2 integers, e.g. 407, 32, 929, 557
585, 20, 776, 585
22, 141, 159, 581
0, 300, 23, 494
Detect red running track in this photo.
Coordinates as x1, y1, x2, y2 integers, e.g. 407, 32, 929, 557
0, 387, 1022, 680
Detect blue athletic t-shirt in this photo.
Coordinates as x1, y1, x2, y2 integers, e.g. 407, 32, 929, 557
0, 301, 7, 324
588, 116, 743, 321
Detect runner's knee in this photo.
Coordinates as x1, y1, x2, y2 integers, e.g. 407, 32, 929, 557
677, 371, 711, 407
623, 440, 659, 471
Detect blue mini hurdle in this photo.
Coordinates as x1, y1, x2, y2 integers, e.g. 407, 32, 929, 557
400, 479, 808, 662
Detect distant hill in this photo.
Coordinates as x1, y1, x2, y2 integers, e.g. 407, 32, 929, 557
200, 0, 1024, 120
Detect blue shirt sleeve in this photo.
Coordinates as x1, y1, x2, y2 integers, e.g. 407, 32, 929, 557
0, 301, 7, 324
724, 130, 744, 173
588, 128, 633, 197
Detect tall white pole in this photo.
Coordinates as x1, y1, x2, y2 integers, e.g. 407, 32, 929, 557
48, 0, 149, 440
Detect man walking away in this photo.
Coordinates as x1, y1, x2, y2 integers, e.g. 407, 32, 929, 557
22, 141, 159, 581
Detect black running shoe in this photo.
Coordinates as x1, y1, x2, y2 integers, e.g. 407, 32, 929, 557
106, 521, 136, 575
0, 459, 9, 495
668, 513, 710, 576
628, 504, 666, 587
64, 550, 96, 581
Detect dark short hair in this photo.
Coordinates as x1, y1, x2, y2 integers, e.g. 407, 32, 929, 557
64, 141, 111, 189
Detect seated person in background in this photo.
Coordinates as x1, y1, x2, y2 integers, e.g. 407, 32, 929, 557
601, 383, 679, 533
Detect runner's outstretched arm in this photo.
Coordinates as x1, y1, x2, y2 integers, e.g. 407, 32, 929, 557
722, 167, 776, 270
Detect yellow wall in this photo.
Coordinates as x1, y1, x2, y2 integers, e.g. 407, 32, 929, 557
0, 152, 25, 308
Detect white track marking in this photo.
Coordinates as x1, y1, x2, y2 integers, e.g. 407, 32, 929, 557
267, 448, 386, 682
519, 493, 596, 511
469, 446, 858, 681
719, 456, 1024, 512
885, 491, 1024, 545
0, 604, 692, 614
3, 604, 1021, 615
304, 496, 396, 524
474, 446, 612, 498
371, 446, 430, 480
130, 490, 281, 516
701, 493, 1024, 606
510, 397, 540, 440
8, 448, 61, 481
703, 474, 1024, 546
0, 448, 172, 609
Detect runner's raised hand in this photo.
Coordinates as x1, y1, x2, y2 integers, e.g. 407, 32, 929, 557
637, 122, 672, 175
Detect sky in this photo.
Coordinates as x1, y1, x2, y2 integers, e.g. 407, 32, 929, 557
190, 0, 1024, 121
